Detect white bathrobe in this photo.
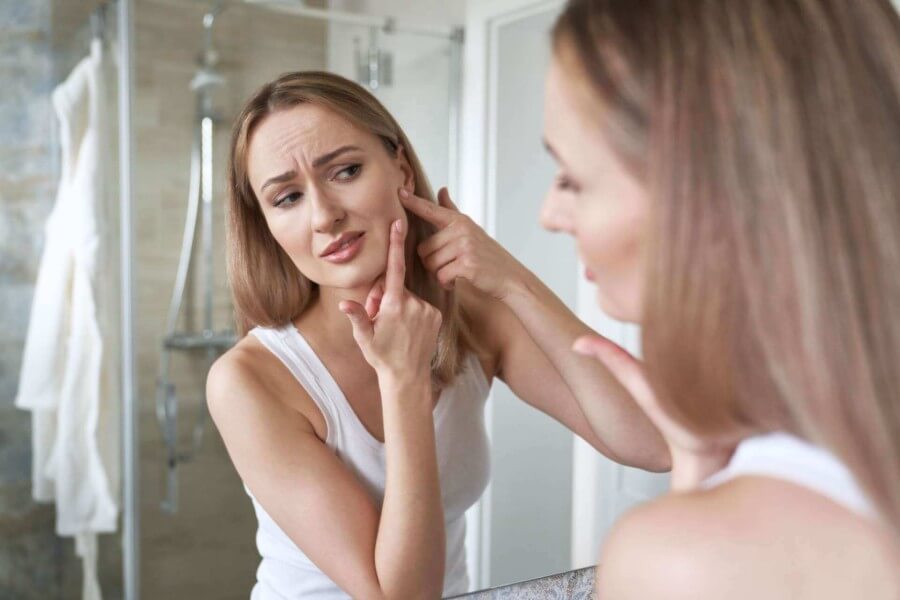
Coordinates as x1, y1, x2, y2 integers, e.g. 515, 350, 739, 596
15, 38, 120, 600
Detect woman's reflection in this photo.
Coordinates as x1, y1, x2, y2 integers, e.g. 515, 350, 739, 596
207, 71, 668, 600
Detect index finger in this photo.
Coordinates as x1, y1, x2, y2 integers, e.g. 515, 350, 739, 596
384, 219, 407, 299
399, 188, 454, 228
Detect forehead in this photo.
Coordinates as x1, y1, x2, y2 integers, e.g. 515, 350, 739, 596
543, 57, 591, 138
247, 104, 374, 181
544, 57, 641, 181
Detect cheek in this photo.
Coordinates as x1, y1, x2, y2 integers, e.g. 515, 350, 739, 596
267, 211, 314, 264
353, 170, 405, 223
575, 199, 646, 278
576, 204, 647, 322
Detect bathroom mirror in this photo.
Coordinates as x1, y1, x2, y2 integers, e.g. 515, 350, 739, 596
2, 0, 667, 597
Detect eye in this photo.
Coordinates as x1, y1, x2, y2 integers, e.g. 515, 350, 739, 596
333, 163, 362, 181
273, 191, 302, 208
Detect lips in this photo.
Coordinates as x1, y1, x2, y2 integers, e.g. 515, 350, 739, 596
320, 232, 365, 257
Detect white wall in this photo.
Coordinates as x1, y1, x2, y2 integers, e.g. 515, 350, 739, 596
326, 0, 463, 195
487, 7, 577, 587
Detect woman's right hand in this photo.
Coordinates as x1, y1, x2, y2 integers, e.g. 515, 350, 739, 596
399, 187, 531, 301
573, 335, 736, 491
339, 219, 443, 384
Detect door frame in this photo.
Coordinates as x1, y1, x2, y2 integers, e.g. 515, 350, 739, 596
460, 0, 566, 589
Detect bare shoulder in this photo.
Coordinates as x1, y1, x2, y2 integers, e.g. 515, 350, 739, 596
206, 334, 326, 443
206, 334, 278, 416
597, 477, 900, 600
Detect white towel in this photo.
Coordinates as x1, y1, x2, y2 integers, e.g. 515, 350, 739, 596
15, 37, 120, 600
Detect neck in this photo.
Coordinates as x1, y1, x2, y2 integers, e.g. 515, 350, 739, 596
297, 283, 374, 352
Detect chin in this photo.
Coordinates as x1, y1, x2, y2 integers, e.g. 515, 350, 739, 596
595, 287, 641, 324
324, 260, 386, 291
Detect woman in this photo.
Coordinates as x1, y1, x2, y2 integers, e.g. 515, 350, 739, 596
207, 71, 668, 600
532, 0, 900, 597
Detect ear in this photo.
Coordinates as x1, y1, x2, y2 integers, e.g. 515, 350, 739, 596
395, 145, 416, 193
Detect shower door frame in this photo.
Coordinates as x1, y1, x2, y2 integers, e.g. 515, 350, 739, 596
116, 0, 139, 598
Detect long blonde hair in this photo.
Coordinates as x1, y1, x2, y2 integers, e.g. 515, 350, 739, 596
554, 0, 900, 534
226, 71, 478, 386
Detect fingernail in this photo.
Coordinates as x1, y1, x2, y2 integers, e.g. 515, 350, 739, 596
399, 188, 409, 198
393, 219, 402, 232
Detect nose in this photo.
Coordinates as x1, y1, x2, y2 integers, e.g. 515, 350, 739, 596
539, 190, 575, 234
309, 186, 346, 233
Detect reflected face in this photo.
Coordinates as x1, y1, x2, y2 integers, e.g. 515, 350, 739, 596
247, 104, 413, 291
541, 56, 649, 323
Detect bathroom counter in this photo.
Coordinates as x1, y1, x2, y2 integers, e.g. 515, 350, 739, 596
448, 566, 596, 599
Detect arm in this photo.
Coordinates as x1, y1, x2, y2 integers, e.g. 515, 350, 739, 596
402, 188, 669, 471
477, 275, 668, 471
208, 353, 444, 600
211, 219, 446, 600
517, 282, 668, 470
376, 374, 444, 597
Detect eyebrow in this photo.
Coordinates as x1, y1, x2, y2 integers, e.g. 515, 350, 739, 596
260, 145, 364, 193
260, 170, 296, 193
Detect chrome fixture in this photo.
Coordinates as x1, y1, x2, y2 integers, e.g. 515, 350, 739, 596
355, 23, 394, 90
155, 2, 235, 514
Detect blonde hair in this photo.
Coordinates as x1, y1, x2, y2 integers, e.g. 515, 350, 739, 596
226, 71, 479, 386
554, 0, 900, 534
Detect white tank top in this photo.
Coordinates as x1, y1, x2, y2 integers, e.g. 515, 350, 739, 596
245, 324, 491, 599
701, 431, 877, 519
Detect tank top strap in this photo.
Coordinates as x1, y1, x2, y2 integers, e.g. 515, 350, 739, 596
292, 325, 394, 451
248, 325, 340, 448
701, 431, 877, 520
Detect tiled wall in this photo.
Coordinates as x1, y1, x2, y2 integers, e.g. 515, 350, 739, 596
0, 1, 107, 597
1, 0, 328, 598
131, 1, 327, 597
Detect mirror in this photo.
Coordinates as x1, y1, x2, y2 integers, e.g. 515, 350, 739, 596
2, 0, 666, 597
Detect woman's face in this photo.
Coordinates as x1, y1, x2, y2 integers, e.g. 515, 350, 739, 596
540, 56, 649, 323
246, 104, 413, 292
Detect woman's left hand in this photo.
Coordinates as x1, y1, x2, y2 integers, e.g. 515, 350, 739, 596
399, 187, 528, 301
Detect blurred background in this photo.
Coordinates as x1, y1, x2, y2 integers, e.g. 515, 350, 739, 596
0, 0, 671, 598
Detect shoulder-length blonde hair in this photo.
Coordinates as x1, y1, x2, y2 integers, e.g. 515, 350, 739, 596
554, 0, 900, 535
226, 71, 478, 387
